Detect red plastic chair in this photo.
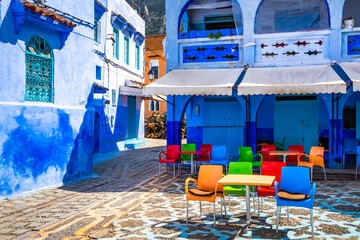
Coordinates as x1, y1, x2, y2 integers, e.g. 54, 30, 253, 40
287, 145, 304, 165
159, 145, 180, 177
256, 161, 286, 217
261, 145, 277, 161
195, 144, 213, 172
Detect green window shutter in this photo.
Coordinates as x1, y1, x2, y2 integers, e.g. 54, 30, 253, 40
113, 28, 119, 59
124, 36, 129, 65
25, 36, 53, 103
135, 45, 140, 70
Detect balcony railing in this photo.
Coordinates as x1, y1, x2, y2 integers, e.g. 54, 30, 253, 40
254, 30, 331, 67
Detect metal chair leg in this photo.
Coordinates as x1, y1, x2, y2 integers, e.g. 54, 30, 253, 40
323, 167, 327, 181
224, 197, 227, 217
287, 206, 290, 222
173, 164, 175, 177
261, 197, 263, 211
199, 201, 202, 216
186, 201, 189, 224
311, 168, 313, 182
310, 209, 314, 237
257, 196, 260, 218
213, 202, 216, 228
220, 198, 223, 216
253, 193, 255, 212
279, 206, 281, 223
159, 163, 161, 177
228, 195, 231, 211
276, 206, 279, 233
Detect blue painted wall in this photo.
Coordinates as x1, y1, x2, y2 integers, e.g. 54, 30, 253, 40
0, 0, 95, 197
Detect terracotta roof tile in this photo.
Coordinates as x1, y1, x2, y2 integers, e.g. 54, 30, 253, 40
19, 0, 77, 28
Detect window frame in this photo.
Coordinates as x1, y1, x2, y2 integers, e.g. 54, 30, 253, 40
124, 36, 129, 65
113, 28, 119, 59
135, 45, 140, 70
25, 35, 54, 103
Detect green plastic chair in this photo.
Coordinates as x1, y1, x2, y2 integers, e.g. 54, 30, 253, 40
223, 162, 256, 212
180, 143, 196, 161
238, 147, 263, 167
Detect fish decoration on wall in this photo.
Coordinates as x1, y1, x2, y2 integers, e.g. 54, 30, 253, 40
262, 52, 278, 57
304, 50, 322, 56
273, 42, 288, 48
213, 46, 227, 51
261, 43, 268, 49
283, 51, 299, 56
350, 47, 360, 53
185, 56, 198, 61
204, 56, 218, 60
348, 38, 356, 44
294, 41, 310, 46
315, 40, 323, 46
196, 47, 207, 52
183, 43, 239, 63
222, 54, 236, 59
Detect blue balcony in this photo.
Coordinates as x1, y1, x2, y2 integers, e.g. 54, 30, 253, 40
178, 28, 239, 39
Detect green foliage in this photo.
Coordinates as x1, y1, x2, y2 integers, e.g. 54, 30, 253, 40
208, 31, 223, 39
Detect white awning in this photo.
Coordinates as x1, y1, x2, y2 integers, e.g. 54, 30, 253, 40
237, 65, 346, 95
119, 86, 143, 96
143, 69, 243, 96
339, 62, 360, 92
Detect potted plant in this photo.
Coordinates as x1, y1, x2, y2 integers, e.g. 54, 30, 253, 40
344, 17, 355, 28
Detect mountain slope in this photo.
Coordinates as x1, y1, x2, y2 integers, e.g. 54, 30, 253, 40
126, 0, 166, 36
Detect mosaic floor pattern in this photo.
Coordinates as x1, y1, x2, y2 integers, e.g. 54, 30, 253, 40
107, 175, 360, 240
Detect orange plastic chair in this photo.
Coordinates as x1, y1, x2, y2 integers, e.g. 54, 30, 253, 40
159, 145, 180, 177
185, 165, 225, 227
261, 145, 277, 161
287, 145, 304, 165
297, 146, 326, 181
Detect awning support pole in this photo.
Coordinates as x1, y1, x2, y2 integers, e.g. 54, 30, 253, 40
155, 95, 174, 106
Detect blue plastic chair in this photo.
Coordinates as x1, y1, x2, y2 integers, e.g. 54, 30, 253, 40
210, 145, 229, 174
275, 167, 316, 237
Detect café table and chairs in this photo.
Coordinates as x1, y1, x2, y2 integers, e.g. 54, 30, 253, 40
180, 148, 209, 177
217, 173, 275, 232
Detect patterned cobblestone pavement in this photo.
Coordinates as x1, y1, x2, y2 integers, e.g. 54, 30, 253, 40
0, 139, 359, 240
105, 176, 360, 240
0, 139, 168, 240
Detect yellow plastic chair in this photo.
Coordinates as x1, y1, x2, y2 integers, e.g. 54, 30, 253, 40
297, 146, 326, 182
185, 165, 225, 227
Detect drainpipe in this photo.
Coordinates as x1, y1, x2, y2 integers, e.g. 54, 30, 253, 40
331, 93, 334, 156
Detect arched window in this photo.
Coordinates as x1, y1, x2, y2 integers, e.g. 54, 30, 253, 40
25, 36, 53, 102
255, 0, 329, 34
179, 0, 243, 36
342, 0, 360, 28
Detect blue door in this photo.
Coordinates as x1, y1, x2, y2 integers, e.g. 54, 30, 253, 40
127, 96, 137, 139
274, 98, 318, 153
202, 97, 244, 157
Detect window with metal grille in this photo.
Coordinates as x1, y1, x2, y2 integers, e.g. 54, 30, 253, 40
150, 66, 158, 79
112, 89, 117, 106
94, 18, 101, 43
135, 45, 140, 70
25, 36, 53, 103
124, 36, 129, 65
113, 28, 119, 59
149, 100, 160, 111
